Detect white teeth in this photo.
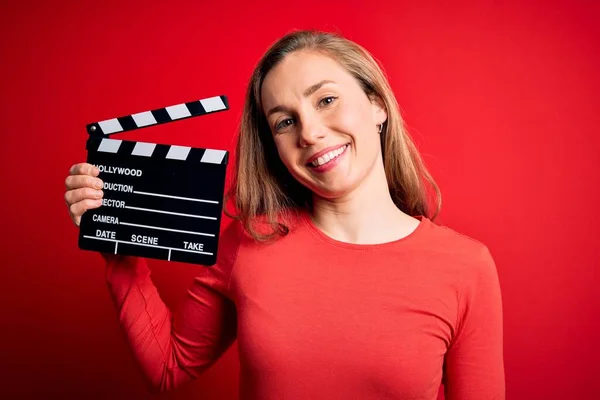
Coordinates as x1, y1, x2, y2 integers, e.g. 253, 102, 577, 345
311, 144, 348, 167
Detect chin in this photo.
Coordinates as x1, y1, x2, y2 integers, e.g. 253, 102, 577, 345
290, 169, 357, 199
309, 183, 354, 200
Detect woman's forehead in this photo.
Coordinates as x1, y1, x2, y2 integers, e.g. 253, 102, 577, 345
261, 52, 352, 106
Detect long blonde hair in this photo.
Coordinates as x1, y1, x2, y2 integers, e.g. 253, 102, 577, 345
224, 29, 441, 242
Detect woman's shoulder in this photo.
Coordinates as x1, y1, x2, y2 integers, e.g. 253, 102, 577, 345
427, 219, 488, 249
424, 218, 497, 273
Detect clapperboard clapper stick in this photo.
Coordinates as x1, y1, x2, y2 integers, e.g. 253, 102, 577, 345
78, 95, 230, 266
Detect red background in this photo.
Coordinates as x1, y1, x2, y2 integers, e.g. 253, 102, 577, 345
1, 1, 598, 399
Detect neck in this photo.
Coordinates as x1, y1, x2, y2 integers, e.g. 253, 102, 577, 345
308, 155, 420, 245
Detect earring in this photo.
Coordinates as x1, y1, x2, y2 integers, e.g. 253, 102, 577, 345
378, 123, 384, 134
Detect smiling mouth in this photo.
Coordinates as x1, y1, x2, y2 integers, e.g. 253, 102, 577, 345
307, 144, 350, 168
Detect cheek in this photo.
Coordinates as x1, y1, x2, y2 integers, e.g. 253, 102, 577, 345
333, 98, 373, 136
274, 139, 298, 168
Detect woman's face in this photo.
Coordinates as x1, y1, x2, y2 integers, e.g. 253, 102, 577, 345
261, 51, 387, 200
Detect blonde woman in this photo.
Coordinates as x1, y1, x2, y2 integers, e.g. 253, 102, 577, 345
64, 30, 505, 399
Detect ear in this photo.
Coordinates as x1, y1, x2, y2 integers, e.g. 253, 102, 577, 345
369, 94, 388, 125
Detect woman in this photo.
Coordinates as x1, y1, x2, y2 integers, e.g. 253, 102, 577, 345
64, 30, 505, 399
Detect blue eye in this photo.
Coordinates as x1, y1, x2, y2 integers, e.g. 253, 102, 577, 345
319, 96, 337, 107
275, 118, 294, 132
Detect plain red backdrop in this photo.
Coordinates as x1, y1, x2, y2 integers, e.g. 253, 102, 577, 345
0, 1, 598, 399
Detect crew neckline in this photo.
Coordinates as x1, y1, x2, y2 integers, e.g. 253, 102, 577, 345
298, 208, 430, 250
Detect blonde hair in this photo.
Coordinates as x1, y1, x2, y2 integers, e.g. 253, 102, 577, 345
224, 29, 441, 242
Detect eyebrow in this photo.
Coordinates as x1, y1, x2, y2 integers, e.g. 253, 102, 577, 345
265, 79, 336, 118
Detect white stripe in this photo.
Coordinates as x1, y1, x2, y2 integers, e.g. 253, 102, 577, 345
200, 96, 226, 112
83, 235, 213, 255
119, 221, 215, 237
131, 111, 157, 127
98, 118, 123, 134
201, 149, 226, 164
168, 249, 171, 261
165, 104, 191, 120
98, 139, 122, 153
166, 145, 191, 160
124, 205, 216, 220
132, 142, 156, 157
133, 190, 218, 204
115, 241, 118, 254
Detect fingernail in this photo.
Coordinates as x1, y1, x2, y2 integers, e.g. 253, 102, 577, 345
96, 190, 103, 197
95, 180, 103, 189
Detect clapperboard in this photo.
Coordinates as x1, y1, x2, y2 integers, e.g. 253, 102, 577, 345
78, 95, 229, 266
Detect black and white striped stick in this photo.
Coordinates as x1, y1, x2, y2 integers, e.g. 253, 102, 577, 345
86, 137, 228, 164
86, 95, 229, 136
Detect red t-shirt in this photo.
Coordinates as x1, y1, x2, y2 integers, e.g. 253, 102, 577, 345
104, 209, 505, 399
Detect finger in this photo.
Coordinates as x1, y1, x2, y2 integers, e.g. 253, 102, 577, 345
69, 198, 103, 221
65, 187, 104, 206
69, 163, 99, 177
65, 174, 104, 190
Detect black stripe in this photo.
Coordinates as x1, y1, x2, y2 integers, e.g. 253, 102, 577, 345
220, 95, 229, 110
118, 140, 136, 156
86, 123, 105, 136
186, 101, 206, 116
152, 108, 171, 124
151, 143, 171, 160
118, 115, 137, 132
86, 136, 103, 151
187, 148, 206, 163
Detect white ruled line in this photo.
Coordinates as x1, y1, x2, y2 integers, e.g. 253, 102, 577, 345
133, 190, 219, 204
124, 206, 217, 220
83, 236, 213, 255
115, 241, 118, 254
119, 221, 215, 237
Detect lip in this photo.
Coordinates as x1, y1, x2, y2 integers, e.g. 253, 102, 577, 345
308, 144, 349, 173
305, 143, 350, 165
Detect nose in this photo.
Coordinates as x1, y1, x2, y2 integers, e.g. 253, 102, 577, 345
298, 114, 326, 148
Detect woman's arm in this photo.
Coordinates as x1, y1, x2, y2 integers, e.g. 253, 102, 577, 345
443, 246, 505, 399
102, 222, 241, 393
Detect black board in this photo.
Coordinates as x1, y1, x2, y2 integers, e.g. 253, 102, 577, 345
77, 95, 229, 266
